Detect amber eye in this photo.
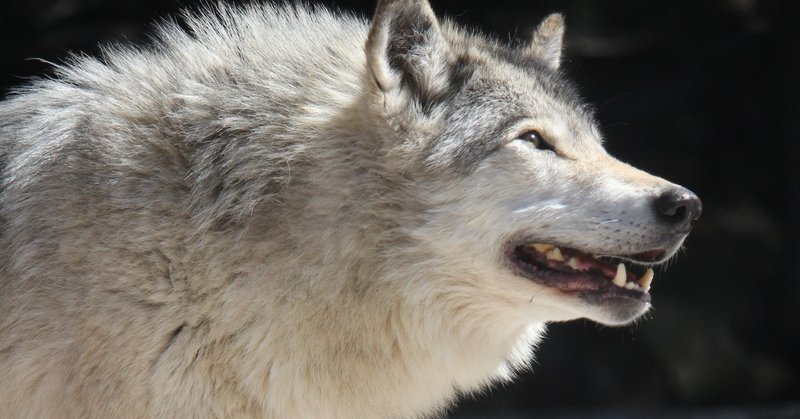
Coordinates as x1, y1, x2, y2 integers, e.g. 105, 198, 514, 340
517, 130, 555, 152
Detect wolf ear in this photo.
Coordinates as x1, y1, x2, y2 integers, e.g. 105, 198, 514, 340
529, 13, 565, 71
366, 0, 451, 101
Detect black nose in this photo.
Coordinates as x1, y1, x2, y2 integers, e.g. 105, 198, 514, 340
654, 188, 702, 232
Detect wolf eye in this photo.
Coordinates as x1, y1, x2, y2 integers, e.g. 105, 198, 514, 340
517, 130, 555, 152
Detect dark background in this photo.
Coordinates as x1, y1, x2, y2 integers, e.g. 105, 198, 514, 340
2, 0, 798, 417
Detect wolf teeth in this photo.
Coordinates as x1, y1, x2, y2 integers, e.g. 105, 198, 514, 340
612, 263, 626, 287
527, 243, 565, 261
639, 268, 654, 291
546, 247, 565, 261
566, 257, 579, 270
527, 244, 653, 293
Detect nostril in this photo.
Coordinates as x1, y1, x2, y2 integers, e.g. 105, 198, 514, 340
672, 205, 687, 222
654, 188, 702, 230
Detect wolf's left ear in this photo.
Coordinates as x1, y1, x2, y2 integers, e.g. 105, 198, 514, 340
366, 0, 451, 102
529, 13, 565, 71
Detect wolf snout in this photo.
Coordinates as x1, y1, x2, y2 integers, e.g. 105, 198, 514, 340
654, 188, 702, 232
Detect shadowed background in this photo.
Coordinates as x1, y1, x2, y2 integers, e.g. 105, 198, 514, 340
1, 0, 798, 417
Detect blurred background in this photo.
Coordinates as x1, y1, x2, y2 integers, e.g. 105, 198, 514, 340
2, 0, 798, 417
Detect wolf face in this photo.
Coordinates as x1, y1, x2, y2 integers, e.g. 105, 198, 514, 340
367, 0, 701, 326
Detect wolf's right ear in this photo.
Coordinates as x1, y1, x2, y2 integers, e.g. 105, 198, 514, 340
366, 0, 452, 104
529, 13, 565, 71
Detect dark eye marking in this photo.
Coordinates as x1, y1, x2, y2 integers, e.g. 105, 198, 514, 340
515, 130, 556, 153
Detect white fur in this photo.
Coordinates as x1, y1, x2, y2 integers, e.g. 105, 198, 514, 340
0, 2, 693, 418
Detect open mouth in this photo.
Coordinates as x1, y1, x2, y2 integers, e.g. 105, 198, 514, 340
507, 242, 666, 301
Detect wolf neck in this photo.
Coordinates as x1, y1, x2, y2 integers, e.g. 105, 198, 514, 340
190, 202, 541, 417
189, 200, 543, 418
219, 254, 544, 418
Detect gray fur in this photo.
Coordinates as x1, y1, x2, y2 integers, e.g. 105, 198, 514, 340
0, 1, 696, 418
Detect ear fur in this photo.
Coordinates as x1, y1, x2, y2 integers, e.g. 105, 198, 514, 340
365, 0, 452, 101
530, 13, 565, 70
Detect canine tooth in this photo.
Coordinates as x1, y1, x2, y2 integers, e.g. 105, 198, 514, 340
531, 243, 554, 253
546, 247, 565, 262
639, 268, 654, 291
612, 263, 626, 287
566, 258, 579, 270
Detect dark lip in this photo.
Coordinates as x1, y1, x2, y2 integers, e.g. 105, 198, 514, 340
504, 240, 663, 302
579, 283, 652, 303
508, 259, 651, 303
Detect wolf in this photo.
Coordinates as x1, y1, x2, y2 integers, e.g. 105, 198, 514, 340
0, 0, 701, 417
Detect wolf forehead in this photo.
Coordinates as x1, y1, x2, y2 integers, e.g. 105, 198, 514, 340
383, 19, 599, 173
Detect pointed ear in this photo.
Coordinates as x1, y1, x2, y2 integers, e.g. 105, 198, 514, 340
365, 0, 451, 100
529, 13, 565, 71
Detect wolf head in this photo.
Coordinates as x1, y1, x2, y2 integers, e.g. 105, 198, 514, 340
364, 0, 701, 326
